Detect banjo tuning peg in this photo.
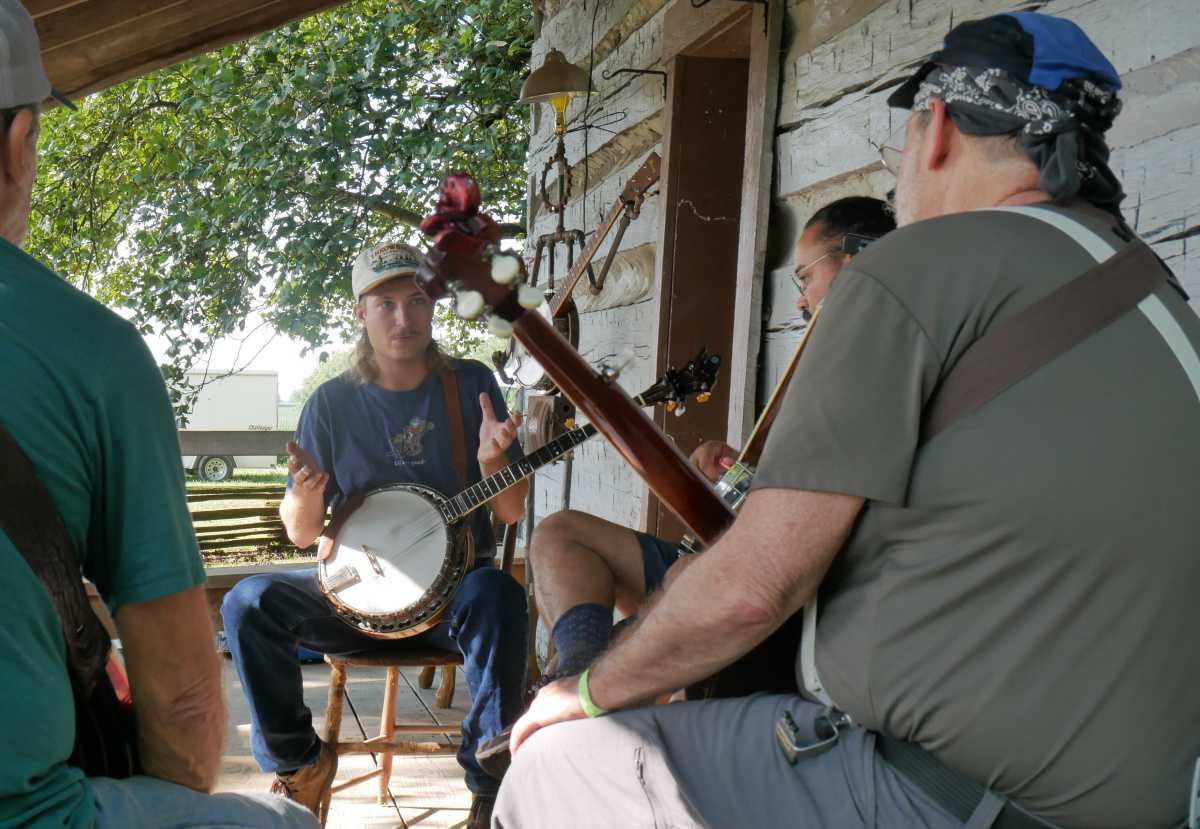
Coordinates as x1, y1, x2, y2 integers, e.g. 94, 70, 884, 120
491, 253, 521, 285
487, 315, 515, 338
455, 290, 485, 320
517, 284, 544, 309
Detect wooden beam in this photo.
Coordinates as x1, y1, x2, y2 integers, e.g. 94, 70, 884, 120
37, 0, 195, 54
24, 0, 89, 19
726, 0, 783, 447
178, 429, 293, 455
46, 0, 348, 98
663, 0, 751, 62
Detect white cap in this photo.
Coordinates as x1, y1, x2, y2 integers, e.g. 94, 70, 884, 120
0, 4, 76, 110
351, 242, 425, 299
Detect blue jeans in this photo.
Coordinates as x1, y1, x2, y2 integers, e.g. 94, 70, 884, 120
90, 775, 316, 828
221, 565, 528, 797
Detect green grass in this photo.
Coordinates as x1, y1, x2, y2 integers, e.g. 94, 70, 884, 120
186, 467, 288, 489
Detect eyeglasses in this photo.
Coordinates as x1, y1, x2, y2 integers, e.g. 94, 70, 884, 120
875, 117, 909, 176
791, 250, 836, 297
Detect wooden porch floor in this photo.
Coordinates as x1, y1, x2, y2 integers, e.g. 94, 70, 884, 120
218, 660, 474, 828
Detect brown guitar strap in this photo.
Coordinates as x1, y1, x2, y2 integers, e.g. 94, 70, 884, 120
0, 421, 110, 693
920, 231, 1168, 445
440, 363, 470, 489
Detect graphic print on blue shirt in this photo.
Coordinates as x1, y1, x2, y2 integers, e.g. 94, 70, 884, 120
290, 359, 522, 557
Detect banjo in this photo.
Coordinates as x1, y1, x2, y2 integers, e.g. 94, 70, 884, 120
317, 349, 722, 639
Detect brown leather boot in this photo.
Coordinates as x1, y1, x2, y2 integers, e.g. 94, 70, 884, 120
468, 794, 495, 829
270, 740, 337, 816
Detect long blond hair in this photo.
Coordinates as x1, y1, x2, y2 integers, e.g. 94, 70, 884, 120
349, 329, 448, 385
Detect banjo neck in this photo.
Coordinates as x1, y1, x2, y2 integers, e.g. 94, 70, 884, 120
438, 390, 653, 525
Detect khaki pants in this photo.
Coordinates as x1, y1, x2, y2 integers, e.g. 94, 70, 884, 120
494, 694, 961, 829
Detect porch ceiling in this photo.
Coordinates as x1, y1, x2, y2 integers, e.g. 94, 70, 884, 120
28, 0, 350, 101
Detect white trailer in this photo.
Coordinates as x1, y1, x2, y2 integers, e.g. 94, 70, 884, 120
180, 370, 280, 481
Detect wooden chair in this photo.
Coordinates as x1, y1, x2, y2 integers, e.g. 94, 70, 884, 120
317, 522, 521, 826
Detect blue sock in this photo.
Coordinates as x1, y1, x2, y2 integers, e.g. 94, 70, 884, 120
550, 603, 612, 676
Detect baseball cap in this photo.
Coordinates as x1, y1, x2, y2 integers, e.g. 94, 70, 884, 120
888, 12, 1120, 109
351, 242, 425, 299
0, 2, 76, 111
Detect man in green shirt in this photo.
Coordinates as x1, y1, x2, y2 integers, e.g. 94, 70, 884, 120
494, 12, 1200, 829
0, 6, 313, 827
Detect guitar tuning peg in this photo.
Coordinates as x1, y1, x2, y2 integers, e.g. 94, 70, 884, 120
565, 418, 576, 429
518, 284, 544, 309
487, 315, 514, 338
696, 392, 711, 404
674, 403, 687, 417
491, 254, 521, 285
455, 290, 485, 320
665, 401, 677, 413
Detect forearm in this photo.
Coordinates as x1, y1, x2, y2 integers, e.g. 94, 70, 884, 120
117, 587, 225, 791
588, 527, 792, 709
280, 489, 326, 548
588, 489, 863, 711
480, 456, 528, 524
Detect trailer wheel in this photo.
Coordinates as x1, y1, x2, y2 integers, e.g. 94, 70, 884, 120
196, 455, 235, 482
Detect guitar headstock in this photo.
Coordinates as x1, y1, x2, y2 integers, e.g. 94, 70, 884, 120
416, 172, 540, 337
636, 348, 722, 414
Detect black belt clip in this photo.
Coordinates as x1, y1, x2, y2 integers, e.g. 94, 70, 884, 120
775, 707, 852, 765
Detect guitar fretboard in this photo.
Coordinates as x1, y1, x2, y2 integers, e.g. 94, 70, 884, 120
439, 423, 599, 523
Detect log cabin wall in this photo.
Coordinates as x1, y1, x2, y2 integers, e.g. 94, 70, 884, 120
527, 0, 1200, 531
524, 0, 673, 531
763, 0, 1200, 392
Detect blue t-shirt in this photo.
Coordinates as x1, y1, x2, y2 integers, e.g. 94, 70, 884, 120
291, 360, 522, 557
0, 239, 205, 828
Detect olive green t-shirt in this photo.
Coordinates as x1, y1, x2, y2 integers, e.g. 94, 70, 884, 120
0, 239, 205, 828
753, 205, 1200, 828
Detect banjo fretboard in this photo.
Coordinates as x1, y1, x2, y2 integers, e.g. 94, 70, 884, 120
438, 421, 600, 524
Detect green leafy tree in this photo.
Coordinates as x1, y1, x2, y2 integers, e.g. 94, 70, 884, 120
290, 348, 356, 404
27, 0, 532, 412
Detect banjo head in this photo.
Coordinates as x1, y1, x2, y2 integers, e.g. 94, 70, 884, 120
318, 486, 472, 638
506, 298, 579, 391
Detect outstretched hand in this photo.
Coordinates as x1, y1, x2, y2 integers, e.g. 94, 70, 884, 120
478, 393, 522, 466
286, 440, 329, 497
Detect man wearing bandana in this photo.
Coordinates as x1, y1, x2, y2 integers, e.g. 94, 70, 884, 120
493, 13, 1200, 829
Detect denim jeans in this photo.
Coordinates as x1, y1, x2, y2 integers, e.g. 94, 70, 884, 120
90, 775, 317, 828
221, 565, 528, 797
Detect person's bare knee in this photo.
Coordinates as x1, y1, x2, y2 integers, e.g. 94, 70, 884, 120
530, 509, 595, 566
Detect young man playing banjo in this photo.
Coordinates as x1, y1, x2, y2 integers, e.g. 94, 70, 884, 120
222, 242, 529, 828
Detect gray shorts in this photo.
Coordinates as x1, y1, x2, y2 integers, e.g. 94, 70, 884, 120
494, 694, 962, 828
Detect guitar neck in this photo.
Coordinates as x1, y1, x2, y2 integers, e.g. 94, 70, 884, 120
441, 422, 599, 523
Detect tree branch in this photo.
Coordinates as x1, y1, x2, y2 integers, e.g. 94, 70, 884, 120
333, 187, 523, 238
